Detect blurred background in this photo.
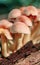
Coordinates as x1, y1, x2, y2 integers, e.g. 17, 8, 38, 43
0, 0, 40, 19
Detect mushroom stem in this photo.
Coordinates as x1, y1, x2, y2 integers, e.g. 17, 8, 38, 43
17, 34, 24, 50
31, 22, 40, 40
23, 34, 31, 45
32, 35, 40, 45
8, 39, 18, 52
1, 34, 10, 57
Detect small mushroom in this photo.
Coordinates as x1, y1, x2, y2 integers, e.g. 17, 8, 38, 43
10, 21, 31, 50
8, 9, 21, 23
0, 19, 13, 57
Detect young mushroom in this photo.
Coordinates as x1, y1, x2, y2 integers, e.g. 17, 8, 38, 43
15, 15, 32, 45
0, 19, 13, 57
10, 21, 31, 50
8, 9, 22, 23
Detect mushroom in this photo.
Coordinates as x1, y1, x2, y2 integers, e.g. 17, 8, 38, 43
10, 21, 31, 50
22, 6, 39, 39
8, 9, 21, 23
31, 9, 40, 40
0, 19, 13, 57
15, 15, 32, 44
15, 15, 32, 45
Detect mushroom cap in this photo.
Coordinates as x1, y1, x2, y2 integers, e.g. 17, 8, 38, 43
15, 15, 32, 27
23, 6, 38, 16
10, 21, 31, 34
8, 9, 21, 19
0, 19, 13, 28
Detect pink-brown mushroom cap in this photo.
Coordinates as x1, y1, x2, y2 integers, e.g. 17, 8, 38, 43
0, 19, 13, 28
10, 21, 31, 34
15, 15, 32, 27
23, 6, 38, 16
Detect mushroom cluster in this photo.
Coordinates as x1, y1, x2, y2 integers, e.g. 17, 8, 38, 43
0, 6, 40, 58
8, 6, 40, 45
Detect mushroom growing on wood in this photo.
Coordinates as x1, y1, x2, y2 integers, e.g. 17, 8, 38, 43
8, 9, 21, 23
22, 6, 39, 38
15, 15, 32, 45
0, 19, 13, 57
10, 21, 31, 50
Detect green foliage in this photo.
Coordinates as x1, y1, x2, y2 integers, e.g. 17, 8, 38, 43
0, 0, 40, 14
